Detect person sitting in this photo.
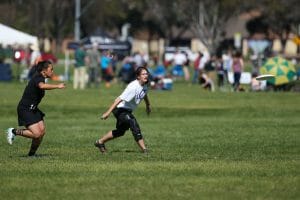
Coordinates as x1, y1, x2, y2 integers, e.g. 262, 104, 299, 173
251, 73, 266, 91
199, 71, 215, 92
118, 62, 135, 84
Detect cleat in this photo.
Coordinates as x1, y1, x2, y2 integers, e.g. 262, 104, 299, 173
6, 128, 15, 145
94, 140, 107, 153
28, 151, 36, 157
142, 149, 148, 154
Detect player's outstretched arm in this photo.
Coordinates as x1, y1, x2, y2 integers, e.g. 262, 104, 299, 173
38, 82, 66, 90
144, 94, 151, 115
101, 97, 122, 120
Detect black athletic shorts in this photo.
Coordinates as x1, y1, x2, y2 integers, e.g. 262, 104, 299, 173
112, 108, 141, 137
17, 104, 45, 127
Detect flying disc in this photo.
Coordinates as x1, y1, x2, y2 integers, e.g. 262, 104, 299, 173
255, 74, 275, 81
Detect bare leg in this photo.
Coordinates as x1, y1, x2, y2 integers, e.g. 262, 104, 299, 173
95, 131, 114, 153
98, 130, 114, 144
15, 121, 45, 139
137, 139, 147, 153
28, 121, 45, 156
14, 121, 45, 156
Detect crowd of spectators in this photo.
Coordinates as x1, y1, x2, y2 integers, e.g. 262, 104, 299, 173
1, 42, 299, 92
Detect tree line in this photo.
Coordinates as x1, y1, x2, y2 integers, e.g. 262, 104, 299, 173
0, 0, 299, 52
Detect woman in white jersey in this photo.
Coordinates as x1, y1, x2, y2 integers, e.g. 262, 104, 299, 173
95, 67, 151, 153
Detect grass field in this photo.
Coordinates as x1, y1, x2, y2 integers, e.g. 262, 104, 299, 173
0, 79, 299, 200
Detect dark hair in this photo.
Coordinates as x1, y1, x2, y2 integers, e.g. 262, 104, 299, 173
36, 60, 52, 73
31, 60, 52, 77
135, 66, 149, 78
234, 51, 242, 58
135, 66, 150, 85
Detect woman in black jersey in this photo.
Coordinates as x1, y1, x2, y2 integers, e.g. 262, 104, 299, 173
6, 60, 65, 156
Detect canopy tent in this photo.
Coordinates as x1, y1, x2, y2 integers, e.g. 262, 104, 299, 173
0, 23, 38, 47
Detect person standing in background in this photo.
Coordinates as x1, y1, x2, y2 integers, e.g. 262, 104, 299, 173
100, 50, 113, 88
222, 50, 233, 84
27, 43, 42, 80
86, 42, 100, 88
172, 49, 187, 79
232, 51, 244, 91
192, 51, 203, 84
73, 43, 87, 89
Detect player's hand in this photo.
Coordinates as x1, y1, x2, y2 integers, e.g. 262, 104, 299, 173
58, 83, 66, 89
101, 112, 110, 120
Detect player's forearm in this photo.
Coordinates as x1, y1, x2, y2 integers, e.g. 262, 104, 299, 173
144, 95, 150, 106
106, 97, 122, 114
40, 83, 62, 90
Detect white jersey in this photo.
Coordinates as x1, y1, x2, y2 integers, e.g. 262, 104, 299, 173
173, 52, 187, 65
118, 80, 148, 111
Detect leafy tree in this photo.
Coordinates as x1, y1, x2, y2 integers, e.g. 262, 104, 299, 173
176, 0, 244, 52
1, 0, 299, 53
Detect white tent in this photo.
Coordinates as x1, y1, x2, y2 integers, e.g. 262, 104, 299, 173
0, 23, 38, 47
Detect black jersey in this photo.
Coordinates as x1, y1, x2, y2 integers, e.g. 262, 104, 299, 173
19, 74, 45, 107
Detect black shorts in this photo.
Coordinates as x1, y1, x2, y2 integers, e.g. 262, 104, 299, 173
17, 104, 45, 127
112, 108, 141, 137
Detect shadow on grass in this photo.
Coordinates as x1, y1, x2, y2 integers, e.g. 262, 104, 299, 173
18, 153, 53, 158
110, 149, 137, 153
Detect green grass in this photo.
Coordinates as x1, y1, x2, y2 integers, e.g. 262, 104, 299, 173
0, 80, 299, 200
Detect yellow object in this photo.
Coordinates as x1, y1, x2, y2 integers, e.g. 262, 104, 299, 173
292, 36, 300, 45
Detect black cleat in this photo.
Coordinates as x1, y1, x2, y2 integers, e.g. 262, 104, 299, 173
94, 141, 107, 153
28, 151, 36, 157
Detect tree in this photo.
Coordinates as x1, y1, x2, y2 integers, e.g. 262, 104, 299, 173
145, 0, 193, 40
258, 0, 300, 37
176, 0, 244, 53
1, 0, 299, 53
0, 0, 74, 51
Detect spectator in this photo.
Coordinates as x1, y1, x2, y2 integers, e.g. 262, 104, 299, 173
27, 44, 42, 80
251, 73, 266, 91
222, 50, 233, 84
172, 49, 186, 78
199, 50, 210, 72
199, 71, 215, 92
133, 51, 145, 67
86, 42, 100, 88
192, 51, 203, 84
118, 61, 135, 84
100, 50, 114, 88
73, 43, 87, 90
232, 51, 244, 91
216, 56, 225, 88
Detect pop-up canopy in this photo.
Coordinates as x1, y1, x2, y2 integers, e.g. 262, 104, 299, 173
0, 23, 38, 47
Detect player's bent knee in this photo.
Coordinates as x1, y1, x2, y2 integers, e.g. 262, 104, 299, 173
32, 131, 45, 139
32, 133, 41, 139
132, 131, 143, 142
112, 130, 125, 138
